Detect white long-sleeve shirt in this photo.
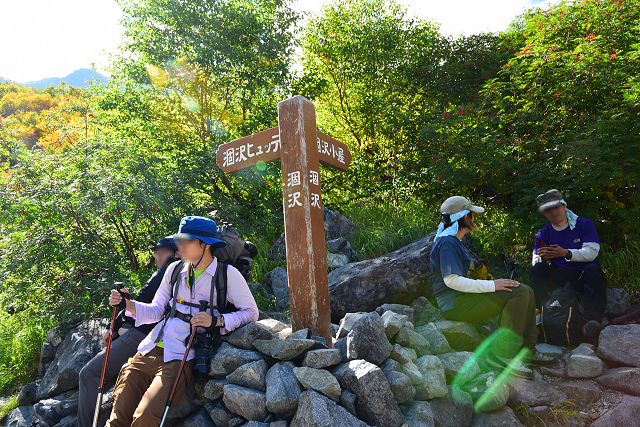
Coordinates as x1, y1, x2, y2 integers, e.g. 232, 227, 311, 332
443, 274, 495, 293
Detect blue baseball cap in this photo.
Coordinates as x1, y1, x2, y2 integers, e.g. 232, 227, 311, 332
154, 236, 178, 252
171, 216, 226, 247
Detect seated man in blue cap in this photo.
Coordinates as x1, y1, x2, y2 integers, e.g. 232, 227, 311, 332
529, 189, 607, 340
106, 216, 259, 427
77, 237, 179, 427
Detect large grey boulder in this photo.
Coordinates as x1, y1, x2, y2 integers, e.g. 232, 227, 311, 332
591, 394, 640, 427
394, 323, 431, 356
598, 324, 640, 367
264, 267, 289, 311
36, 319, 106, 400
329, 233, 435, 320
438, 352, 480, 384
302, 349, 342, 369
508, 378, 567, 407
558, 381, 601, 407
414, 355, 448, 399
401, 401, 434, 427
290, 390, 370, 427
33, 391, 78, 427
381, 310, 409, 340
293, 367, 342, 401
566, 354, 604, 378
209, 342, 264, 378
430, 388, 474, 427
254, 338, 317, 360
597, 367, 640, 396
327, 237, 357, 261
226, 322, 274, 350
416, 322, 452, 354
182, 408, 216, 427
265, 362, 302, 418
332, 360, 404, 427
411, 296, 443, 326
433, 320, 481, 351
336, 312, 370, 339
472, 407, 524, 426
226, 359, 268, 392
346, 312, 392, 365
5, 406, 36, 427
606, 288, 631, 316
270, 209, 355, 260
17, 380, 39, 406
384, 370, 416, 404
204, 401, 244, 427
199, 378, 226, 401
324, 209, 356, 240
222, 384, 268, 421
327, 252, 350, 270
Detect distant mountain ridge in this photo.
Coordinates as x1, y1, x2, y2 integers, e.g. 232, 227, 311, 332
22, 68, 109, 89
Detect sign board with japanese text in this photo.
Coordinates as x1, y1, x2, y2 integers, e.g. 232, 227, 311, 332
215, 95, 351, 344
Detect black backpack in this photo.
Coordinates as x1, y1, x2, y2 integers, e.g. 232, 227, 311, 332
540, 284, 585, 346
212, 223, 258, 280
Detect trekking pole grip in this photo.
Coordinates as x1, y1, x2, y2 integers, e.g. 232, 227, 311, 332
113, 282, 129, 310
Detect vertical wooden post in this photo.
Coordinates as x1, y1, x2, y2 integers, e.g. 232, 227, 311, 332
277, 95, 332, 345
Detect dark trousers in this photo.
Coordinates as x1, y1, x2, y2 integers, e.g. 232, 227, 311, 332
529, 262, 606, 321
77, 328, 147, 427
443, 284, 537, 358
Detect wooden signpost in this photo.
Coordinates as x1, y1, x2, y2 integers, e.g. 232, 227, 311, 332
216, 96, 351, 344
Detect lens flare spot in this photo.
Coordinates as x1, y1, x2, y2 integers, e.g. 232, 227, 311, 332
145, 64, 168, 86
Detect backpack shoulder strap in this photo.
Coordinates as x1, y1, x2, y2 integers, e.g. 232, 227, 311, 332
169, 260, 184, 314
154, 260, 184, 344
210, 261, 229, 314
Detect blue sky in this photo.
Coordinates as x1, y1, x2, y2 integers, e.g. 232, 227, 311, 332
0, 0, 556, 83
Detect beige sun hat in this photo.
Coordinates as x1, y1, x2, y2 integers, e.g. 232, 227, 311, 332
440, 196, 485, 215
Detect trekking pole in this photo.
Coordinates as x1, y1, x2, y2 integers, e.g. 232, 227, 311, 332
92, 282, 128, 427
159, 300, 208, 427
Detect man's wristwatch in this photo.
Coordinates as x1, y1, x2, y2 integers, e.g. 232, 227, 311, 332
217, 315, 225, 328
565, 249, 573, 261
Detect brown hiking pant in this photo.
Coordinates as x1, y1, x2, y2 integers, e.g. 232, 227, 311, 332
105, 346, 193, 427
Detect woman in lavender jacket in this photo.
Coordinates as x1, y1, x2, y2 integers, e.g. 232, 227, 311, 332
105, 216, 259, 427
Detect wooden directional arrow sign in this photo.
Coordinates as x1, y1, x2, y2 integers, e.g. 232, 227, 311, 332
215, 96, 351, 344
216, 128, 351, 173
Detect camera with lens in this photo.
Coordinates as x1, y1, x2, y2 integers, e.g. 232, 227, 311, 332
192, 332, 215, 376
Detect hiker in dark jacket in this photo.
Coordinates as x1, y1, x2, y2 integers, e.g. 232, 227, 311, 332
77, 237, 179, 427
430, 196, 548, 374
529, 189, 607, 340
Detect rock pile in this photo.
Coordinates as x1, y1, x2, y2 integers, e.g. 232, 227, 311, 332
4, 208, 639, 427
6, 296, 640, 427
